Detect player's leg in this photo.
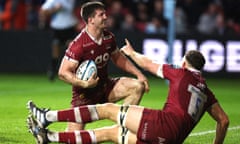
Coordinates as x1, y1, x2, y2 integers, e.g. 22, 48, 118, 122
28, 116, 137, 144
108, 77, 145, 105
66, 122, 85, 132
27, 100, 99, 128
27, 115, 95, 144
93, 125, 137, 143
96, 103, 144, 133
27, 101, 144, 133
54, 102, 144, 133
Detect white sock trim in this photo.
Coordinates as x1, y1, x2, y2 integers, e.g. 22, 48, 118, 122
88, 105, 99, 121
74, 107, 82, 123
88, 130, 97, 144
46, 110, 57, 122
74, 131, 82, 144
47, 131, 59, 142
74, 130, 82, 144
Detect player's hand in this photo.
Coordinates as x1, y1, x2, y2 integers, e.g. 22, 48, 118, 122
86, 72, 99, 88
138, 76, 150, 93
120, 39, 135, 57
143, 79, 150, 93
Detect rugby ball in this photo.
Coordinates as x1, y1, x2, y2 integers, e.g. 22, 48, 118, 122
76, 60, 97, 80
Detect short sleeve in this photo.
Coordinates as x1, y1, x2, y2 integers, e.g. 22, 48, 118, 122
65, 40, 83, 62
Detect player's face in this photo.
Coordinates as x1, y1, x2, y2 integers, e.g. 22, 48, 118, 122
91, 9, 107, 29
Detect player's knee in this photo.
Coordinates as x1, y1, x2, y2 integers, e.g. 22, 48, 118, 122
103, 103, 116, 108
100, 103, 118, 117
132, 80, 145, 94
222, 114, 229, 128
98, 125, 120, 142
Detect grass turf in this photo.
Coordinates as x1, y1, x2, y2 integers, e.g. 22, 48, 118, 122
0, 74, 239, 143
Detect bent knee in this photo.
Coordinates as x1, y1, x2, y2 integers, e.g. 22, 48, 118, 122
133, 80, 145, 94
103, 103, 117, 107
222, 115, 230, 127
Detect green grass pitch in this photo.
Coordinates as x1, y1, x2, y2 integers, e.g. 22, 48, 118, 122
0, 74, 239, 144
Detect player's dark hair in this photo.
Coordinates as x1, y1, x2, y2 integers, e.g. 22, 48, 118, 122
185, 50, 205, 70
80, 1, 105, 23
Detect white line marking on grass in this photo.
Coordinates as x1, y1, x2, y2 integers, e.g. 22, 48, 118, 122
189, 126, 240, 137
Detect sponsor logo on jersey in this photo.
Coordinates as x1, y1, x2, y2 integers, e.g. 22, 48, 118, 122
141, 122, 148, 140
95, 52, 110, 68
83, 42, 94, 47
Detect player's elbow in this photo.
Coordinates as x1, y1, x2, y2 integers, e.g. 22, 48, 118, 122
58, 70, 65, 81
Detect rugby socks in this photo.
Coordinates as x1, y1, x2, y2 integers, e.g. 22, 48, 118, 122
117, 105, 129, 127
45, 110, 58, 122
57, 105, 99, 123
48, 130, 97, 144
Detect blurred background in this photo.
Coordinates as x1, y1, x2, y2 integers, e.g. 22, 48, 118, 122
0, 0, 239, 78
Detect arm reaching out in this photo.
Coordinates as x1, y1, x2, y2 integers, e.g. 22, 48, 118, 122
111, 47, 149, 92
121, 39, 162, 77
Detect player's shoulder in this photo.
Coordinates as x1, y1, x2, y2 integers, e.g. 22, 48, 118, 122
68, 31, 87, 50
75, 29, 88, 39
71, 30, 89, 44
163, 64, 186, 78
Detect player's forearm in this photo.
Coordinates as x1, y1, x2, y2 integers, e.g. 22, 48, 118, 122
214, 121, 229, 144
124, 59, 145, 78
58, 71, 87, 88
129, 51, 151, 70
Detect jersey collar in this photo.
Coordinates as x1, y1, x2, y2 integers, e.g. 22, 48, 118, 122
187, 67, 201, 73
85, 27, 103, 45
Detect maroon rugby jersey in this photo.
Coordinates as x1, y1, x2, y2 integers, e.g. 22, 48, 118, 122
161, 64, 217, 143
65, 28, 117, 80
64, 29, 117, 99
